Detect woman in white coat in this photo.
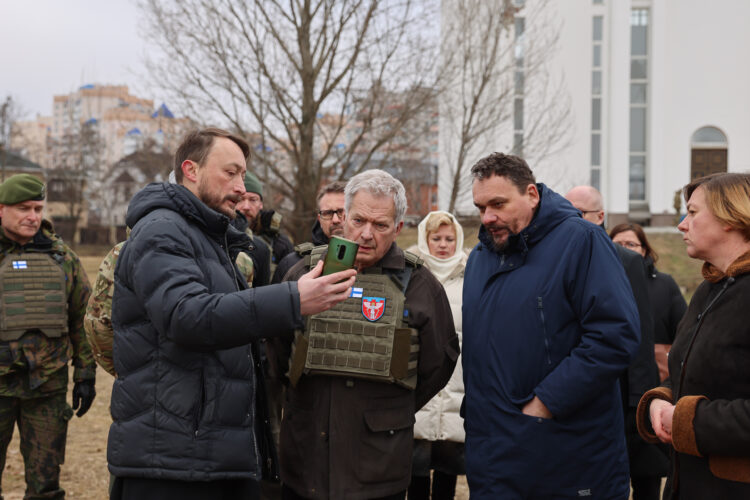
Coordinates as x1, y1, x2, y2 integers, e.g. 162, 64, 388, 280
408, 211, 466, 500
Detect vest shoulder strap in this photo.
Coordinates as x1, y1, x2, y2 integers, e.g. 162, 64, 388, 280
305, 244, 328, 269
295, 242, 315, 256
391, 250, 422, 293
403, 250, 424, 269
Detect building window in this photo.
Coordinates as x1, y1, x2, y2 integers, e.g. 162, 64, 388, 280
691, 126, 727, 145
590, 15, 604, 189
628, 8, 649, 202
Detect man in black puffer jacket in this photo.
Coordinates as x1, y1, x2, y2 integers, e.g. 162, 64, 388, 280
108, 128, 355, 500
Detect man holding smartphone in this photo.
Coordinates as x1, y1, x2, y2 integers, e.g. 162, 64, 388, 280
107, 128, 356, 500
276, 169, 459, 500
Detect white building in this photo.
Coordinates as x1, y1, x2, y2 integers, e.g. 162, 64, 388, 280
440, 0, 750, 225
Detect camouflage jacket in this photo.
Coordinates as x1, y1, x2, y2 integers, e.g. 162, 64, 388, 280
84, 241, 123, 377
0, 220, 94, 397
84, 241, 255, 377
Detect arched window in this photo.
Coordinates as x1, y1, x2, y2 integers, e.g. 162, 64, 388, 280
690, 126, 727, 180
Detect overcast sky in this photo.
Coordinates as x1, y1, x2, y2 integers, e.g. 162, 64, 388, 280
0, 0, 153, 118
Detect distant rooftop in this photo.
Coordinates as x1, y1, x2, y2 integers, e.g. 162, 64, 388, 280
152, 103, 175, 119
0, 151, 44, 174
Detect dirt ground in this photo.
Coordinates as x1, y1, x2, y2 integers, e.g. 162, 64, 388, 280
0, 369, 469, 500
1, 373, 114, 499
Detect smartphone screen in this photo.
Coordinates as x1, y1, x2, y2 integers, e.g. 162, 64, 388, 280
322, 236, 359, 275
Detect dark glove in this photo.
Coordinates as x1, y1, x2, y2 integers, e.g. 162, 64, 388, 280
72, 379, 96, 417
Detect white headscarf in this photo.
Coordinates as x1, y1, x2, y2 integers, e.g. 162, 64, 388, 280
416, 210, 465, 284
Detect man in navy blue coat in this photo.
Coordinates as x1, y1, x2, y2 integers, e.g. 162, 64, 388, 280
462, 153, 640, 499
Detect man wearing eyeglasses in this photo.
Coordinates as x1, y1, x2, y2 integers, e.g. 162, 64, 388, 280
272, 181, 347, 284
566, 185, 663, 500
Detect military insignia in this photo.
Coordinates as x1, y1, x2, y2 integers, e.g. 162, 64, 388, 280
12, 260, 28, 270
362, 296, 385, 322
350, 287, 363, 298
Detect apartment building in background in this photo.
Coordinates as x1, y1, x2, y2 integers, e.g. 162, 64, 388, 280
440, 0, 750, 225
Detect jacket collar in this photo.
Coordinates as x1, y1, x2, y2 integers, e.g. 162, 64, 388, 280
311, 220, 329, 246
126, 182, 232, 238
702, 250, 750, 283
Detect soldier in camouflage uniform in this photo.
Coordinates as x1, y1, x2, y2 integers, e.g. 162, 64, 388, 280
83, 242, 123, 377
0, 174, 96, 500
236, 172, 294, 280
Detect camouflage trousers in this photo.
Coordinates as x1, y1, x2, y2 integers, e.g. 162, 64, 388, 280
0, 391, 72, 500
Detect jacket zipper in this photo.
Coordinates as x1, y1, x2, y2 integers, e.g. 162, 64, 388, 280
677, 277, 733, 398
538, 297, 552, 365
194, 368, 205, 437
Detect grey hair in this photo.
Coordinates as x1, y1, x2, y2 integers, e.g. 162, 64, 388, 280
345, 169, 407, 224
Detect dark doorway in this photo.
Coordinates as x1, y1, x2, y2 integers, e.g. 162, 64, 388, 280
691, 148, 727, 180
690, 126, 727, 180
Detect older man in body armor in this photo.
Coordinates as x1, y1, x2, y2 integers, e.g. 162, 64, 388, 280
0, 174, 95, 499
275, 169, 459, 500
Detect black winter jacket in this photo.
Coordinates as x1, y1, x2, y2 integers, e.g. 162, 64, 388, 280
615, 245, 658, 408
645, 258, 687, 345
108, 182, 303, 481
638, 255, 750, 498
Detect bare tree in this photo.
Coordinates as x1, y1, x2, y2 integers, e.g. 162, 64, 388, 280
139, 0, 441, 241
0, 95, 26, 181
47, 120, 104, 243
439, 0, 572, 213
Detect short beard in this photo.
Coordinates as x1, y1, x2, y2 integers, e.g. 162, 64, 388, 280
486, 224, 510, 252
491, 238, 509, 253
198, 178, 239, 219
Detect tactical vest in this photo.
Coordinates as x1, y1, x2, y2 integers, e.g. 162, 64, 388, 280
0, 252, 68, 341
289, 246, 421, 390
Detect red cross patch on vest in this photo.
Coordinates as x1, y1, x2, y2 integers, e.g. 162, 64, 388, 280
362, 296, 385, 322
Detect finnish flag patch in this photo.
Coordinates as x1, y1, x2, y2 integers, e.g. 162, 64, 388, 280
12, 260, 28, 270
350, 287, 363, 298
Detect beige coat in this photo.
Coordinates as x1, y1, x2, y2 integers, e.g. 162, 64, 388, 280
408, 213, 467, 443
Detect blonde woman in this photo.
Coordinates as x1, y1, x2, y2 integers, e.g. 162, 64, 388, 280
637, 173, 750, 499
408, 211, 466, 500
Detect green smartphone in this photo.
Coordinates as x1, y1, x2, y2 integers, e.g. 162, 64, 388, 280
322, 236, 359, 275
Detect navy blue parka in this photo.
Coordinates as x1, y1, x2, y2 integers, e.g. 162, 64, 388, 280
462, 184, 640, 499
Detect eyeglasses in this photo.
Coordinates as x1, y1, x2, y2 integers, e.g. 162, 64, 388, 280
616, 241, 642, 250
318, 209, 344, 220
580, 209, 601, 215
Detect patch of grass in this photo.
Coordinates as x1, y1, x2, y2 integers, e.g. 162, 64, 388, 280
646, 232, 704, 300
